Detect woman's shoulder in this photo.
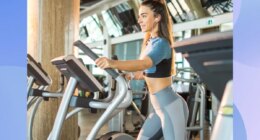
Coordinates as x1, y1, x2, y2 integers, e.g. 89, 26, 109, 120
152, 37, 170, 48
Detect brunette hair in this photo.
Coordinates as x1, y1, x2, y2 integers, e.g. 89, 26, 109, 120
140, 0, 176, 75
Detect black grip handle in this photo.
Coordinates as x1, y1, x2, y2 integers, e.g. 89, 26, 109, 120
73, 40, 119, 79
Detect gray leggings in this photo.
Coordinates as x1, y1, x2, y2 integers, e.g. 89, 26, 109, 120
137, 86, 189, 140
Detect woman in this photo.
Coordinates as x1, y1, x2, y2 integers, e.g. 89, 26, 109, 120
95, 0, 189, 139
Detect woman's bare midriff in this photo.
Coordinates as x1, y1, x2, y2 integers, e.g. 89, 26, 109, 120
144, 76, 172, 94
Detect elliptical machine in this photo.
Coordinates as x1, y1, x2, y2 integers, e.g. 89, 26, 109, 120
47, 40, 136, 140
27, 54, 65, 140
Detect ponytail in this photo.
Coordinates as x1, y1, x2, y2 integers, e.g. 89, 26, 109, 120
140, 0, 176, 76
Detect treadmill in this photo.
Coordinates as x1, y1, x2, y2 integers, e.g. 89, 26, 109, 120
174, 31, 233, 101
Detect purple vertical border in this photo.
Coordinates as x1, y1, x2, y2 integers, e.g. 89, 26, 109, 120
234, 0, 260, 140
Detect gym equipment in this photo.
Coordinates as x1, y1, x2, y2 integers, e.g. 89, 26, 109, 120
107, 55, 147, 135
106, 55, 126, 133
47, 52, 133, 140
74, 41, 192, 140
27, 54, 52, 97
74, 40, 135, 140
27, 54, 64, 109
211, 80, 233, 140
107, 77, 147, 137
173, 68, 206, 140
51, 31, 234, 139
174, 31, 232, 101
174, 31, 233, 140
27, 54, 63, 140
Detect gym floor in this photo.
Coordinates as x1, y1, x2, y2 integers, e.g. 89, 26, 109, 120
78, 109, 210, 140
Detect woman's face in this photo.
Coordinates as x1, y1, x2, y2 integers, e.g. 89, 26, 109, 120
138, 5, 157, 32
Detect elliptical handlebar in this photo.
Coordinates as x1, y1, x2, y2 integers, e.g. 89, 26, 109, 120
73, 40, 132, 140
73, 40, 119, 79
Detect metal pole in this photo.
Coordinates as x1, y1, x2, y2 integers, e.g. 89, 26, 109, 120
28, 97, 43, 140
27, 76, 35, 98
48, 77, 77, 140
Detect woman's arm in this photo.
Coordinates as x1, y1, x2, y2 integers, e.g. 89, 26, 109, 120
95, 56, 153, 72
125, 71, 145, 80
